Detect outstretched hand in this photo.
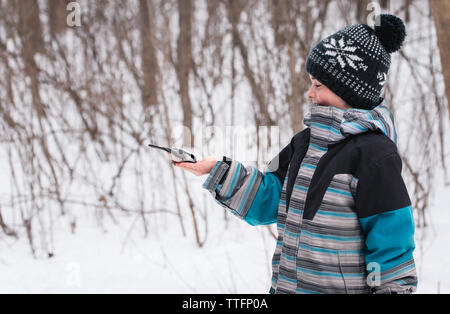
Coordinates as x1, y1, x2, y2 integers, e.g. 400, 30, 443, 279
172, 156, 220, 176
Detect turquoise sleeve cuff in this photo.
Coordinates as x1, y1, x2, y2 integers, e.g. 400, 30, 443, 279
359, 205, 415, 273
244, 172, 282, 226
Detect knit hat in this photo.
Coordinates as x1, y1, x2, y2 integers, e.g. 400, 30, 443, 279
306, 14, 406, 110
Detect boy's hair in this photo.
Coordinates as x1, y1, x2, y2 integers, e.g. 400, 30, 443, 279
306, 14, 406, 110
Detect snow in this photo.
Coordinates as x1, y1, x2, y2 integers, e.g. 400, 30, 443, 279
0, 0, 448, 293
0, 177, 449, 294
0, 129, 449, 294
414, 181, 450, 294
0, 206, 275, 294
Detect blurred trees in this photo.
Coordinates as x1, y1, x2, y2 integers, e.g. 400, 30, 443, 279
0, 0, 448, 256
430, 0, 450, 119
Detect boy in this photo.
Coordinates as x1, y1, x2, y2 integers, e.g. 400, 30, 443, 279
175, 14, 417, 294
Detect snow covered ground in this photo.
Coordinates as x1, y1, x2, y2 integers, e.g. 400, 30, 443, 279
0, 179, 276, 295
414, 180, 450, 294
0, 182, 449, 294
0, 213, 274, 294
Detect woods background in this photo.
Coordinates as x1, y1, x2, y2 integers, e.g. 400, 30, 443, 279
0, 0, 449, 259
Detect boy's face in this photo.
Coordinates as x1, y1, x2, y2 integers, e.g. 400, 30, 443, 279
307, 75, 351, 110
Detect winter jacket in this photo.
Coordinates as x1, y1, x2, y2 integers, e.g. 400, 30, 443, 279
202, 101, 417, 294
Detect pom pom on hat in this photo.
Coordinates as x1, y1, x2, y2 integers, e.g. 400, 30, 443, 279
374, 14, 406, 53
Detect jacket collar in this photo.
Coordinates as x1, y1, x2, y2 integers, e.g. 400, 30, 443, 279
303, 99, 397, 149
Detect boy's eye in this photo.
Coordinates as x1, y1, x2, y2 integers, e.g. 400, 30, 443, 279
315, 84, 322, 88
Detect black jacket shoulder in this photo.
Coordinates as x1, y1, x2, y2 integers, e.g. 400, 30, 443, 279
291, 128, 311, 150
350, 131, 399, 165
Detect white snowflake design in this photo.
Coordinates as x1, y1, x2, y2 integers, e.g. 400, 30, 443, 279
377, 71, 387, 87
323, 37, 366, 71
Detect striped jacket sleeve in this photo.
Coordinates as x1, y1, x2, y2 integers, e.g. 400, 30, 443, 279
355, 152, 418, 294
202, 140, 294, 226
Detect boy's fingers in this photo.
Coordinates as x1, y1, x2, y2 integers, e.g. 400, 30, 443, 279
173, 162, 195, 170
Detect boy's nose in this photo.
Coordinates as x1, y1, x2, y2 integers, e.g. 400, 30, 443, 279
306, 86, 315, 100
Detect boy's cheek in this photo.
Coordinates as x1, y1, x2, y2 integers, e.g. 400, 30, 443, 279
319, 92, 342, 107
317, 95, 332, 107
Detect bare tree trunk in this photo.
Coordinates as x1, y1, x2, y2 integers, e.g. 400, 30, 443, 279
0, 207, 18, 238
140, 0, 159, 117
278, 0, 305, 135
48, 0, 71, 36
161, 90, 187, 238
176, 0, 194, 148
404, 0, 413, 23
430, 0, 450, 119
0, 0, 445, 255
355, 0, 371, 23
15, 0, 45, 58
227, 0, 274, 127
182, 171, 206, 248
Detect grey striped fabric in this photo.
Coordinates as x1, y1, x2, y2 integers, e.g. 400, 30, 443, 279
272, 105, 370, 294
203, 102, 416, 294
203, 160, 263, 220
271, 103, 416, 294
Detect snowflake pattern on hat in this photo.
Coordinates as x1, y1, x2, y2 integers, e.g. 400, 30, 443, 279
377, 71, 387, 86
306, 23, 393, 110
323, 37, 365, 71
